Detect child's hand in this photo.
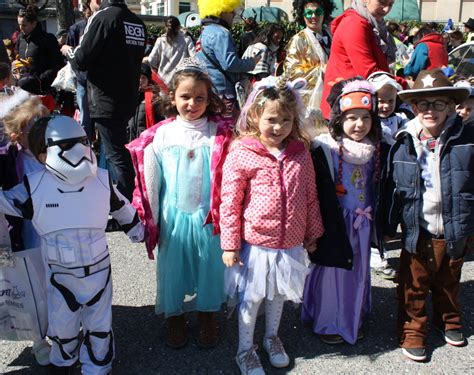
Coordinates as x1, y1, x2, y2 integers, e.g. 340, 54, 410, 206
304, 238, 317, 253
222, 250, 243, 267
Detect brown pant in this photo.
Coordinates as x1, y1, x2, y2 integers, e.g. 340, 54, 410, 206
397, 230, 465, 349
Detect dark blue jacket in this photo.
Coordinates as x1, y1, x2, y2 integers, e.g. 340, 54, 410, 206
382, 114, 474, 258
309, 138, 390, 270
310, 144, 353, 270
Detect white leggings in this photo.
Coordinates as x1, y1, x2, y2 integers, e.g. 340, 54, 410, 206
237, 294, 285, 354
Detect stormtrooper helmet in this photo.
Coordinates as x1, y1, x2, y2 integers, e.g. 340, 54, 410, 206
44, 116, 97, 185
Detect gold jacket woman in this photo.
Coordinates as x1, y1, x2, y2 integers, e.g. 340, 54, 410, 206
284, 28, 329, 119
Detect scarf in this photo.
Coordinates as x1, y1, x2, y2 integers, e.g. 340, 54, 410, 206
326, 134, 375, 165
351, 0, 397, 64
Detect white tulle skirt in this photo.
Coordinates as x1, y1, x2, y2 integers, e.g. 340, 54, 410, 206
225, 242, 311, 306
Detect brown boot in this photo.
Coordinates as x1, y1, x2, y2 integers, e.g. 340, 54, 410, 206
166, 315, 187, 349
197, 312, 219, 348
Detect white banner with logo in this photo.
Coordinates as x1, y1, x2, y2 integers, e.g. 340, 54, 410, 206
0, 245, 48, 341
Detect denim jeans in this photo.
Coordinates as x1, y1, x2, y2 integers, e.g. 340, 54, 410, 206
76, 82, 94, 141
94, 118, 135, 201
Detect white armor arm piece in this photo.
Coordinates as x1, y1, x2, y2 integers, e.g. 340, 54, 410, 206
0, 182, 32, 219
109, 185, 144, 243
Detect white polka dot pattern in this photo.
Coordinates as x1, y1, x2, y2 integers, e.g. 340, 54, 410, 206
219, 138, 324, 250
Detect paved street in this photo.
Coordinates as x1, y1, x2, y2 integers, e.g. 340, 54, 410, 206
1, 232, 473, 374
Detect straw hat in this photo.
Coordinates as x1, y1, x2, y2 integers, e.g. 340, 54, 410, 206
398, 69, 470, 104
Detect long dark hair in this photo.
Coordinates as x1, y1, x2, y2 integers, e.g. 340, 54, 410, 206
162, 70, 225, 117
251, 23, 284, 48
164, 16, 181, 44
292, 0, 335, 28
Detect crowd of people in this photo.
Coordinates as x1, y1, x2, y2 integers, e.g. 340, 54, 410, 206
0, 0, 473, 374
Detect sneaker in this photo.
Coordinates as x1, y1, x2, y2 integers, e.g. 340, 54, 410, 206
357, 330, 364, 341
263, 336, 290, 368
373, 265, 397, 280
319, 334, 344, 345
402, 347, 427, 362
236, 346, 265, 375
32, 339, 51, 366
434, 326, 465, 346
444, 329, 465, 346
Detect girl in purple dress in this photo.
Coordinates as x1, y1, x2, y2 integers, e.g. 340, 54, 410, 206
302, 78, 382, 345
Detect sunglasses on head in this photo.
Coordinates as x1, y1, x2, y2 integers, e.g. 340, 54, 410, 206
304, 7, 324, 18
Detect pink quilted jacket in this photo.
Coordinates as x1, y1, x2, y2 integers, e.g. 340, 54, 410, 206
220, 137, 324, 250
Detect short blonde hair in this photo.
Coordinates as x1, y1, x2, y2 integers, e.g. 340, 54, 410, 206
2, 97, 49, 136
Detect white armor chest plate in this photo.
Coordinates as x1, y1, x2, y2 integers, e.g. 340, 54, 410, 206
29, 169, 110, 235
28, 169, 111, 267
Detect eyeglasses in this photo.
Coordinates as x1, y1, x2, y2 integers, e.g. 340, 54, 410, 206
303, 7, 324, 18
415, 100, 449, 112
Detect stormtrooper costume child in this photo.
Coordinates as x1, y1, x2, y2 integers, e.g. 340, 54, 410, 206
0, 115, 144, 375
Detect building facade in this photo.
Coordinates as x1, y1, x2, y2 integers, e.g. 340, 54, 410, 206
140, 0, 197, 16
245, 0, 473, 24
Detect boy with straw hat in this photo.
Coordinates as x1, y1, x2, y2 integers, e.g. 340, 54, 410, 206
382, 69, 472, 362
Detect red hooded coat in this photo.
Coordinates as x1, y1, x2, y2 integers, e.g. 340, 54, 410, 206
320, 9, 390, 118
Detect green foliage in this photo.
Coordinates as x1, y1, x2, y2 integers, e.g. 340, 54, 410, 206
145, 20, 303, 47
145, 23, 164, 38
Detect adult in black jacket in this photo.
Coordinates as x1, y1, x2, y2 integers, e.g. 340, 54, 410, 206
16, 6, 64, 92
63, 0, 146, 200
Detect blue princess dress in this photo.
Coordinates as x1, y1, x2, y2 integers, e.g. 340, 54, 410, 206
302, 135, 375, 344
144, 116, 226, 317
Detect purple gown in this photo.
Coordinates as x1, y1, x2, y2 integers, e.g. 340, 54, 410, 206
302, 149, 374, 344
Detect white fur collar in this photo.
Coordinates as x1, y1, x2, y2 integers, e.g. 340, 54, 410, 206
319, 133, 375, 165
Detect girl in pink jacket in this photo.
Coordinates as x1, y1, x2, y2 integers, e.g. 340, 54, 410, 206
220, 76, 324, 374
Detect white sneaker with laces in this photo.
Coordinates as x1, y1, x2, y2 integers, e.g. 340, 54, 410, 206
235, 346, 265, 375
32, 338, 51, 366
263, 336, 290, 368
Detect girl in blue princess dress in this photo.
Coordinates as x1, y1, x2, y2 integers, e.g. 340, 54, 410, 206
135, 58, 232, 349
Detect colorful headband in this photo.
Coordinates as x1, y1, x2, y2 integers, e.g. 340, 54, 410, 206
339, 80, 377, 113
236, 76, 307, 133
174, 57, 208, 75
